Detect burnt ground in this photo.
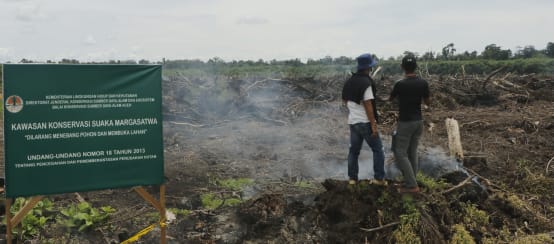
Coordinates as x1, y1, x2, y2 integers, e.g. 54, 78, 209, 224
2, 71, 554, 243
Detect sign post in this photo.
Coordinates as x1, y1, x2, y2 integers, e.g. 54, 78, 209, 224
2, 64, 165, 243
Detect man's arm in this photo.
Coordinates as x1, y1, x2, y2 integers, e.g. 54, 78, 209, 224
363, 99, 378, 137
389, 82, 398, 101
422, 81, 431, 105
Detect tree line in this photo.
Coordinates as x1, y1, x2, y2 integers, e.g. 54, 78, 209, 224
10, 42, 554, 75
414, 42, 554, 61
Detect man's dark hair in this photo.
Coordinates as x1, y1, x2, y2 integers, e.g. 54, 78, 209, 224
401, 55, 417, 73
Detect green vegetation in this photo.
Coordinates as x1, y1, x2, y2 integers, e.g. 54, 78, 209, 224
392, 195, 422, 244
293, 180, 317, 189
144, 211, 161, 223
483, 230, 554, 244
460, 202, 489, 231
162, 57, 554, 79
377, 191, 390, 205
450, 224, 476, 244
3, 198, 116, 241
416, 172, 449, 191
8, 42, 554, 76
201, 177, 254, 210
56, 202, 116, 231
165, 57, 554, 79
201, 193, 242, 210
216, 178, 254, 191
515, 159, 554, 195
511, 234, 554, 244
4, 198, 54, 239
167, 208, 191, 217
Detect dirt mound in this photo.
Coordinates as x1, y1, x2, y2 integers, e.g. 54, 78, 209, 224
227, 176, 552, 243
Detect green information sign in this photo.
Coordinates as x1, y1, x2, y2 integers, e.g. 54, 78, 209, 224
3, 64, 164, 197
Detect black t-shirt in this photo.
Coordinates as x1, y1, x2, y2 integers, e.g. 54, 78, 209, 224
390, 76, 430, 121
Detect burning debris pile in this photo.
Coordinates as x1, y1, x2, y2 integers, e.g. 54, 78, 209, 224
168, 175, 553, 243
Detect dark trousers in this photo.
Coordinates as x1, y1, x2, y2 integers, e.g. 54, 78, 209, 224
348, 122, 386, 180
393, 120, 423, 188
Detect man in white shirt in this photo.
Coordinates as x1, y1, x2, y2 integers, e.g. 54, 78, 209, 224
341, 53, 386, 186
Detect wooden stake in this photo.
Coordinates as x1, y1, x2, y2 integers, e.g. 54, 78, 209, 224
6, 198, 12, 244
446, 118, 464, 161
160, 185, 167, 244
134, 187, 162, 212
5, 196, 44, 244
132, 185, 167, 244
10, 196, 44, 227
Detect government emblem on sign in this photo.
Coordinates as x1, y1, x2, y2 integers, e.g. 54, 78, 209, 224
5, 95, 23, 113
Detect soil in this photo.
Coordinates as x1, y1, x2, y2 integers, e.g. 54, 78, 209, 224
2, 71, 554, 243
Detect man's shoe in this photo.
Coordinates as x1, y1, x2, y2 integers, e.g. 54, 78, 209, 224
349, 179, 357, 185
397, 186, 420, 193
370, 179, 388, 186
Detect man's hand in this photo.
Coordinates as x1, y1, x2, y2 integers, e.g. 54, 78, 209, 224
371, 124, 378, 137
363, 99, 379, 137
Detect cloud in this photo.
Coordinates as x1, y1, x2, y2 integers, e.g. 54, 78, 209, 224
0, 47, 10, 55
15, 3, 45, 22
85, 49, 118, 61
83, 35, 97, 46
236, 16, 269, 25
0, 47, 13, 61
0, 0, 552, 61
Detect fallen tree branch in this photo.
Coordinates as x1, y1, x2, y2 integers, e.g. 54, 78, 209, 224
460, 120, 485, 128
169, 121, 205, 127
259, 117, 288, 126
360, 221, 400, 232
441, 176, 472, 194
244, 78, 284, 93
462, 166, 505, 192
482, 66, 506, 90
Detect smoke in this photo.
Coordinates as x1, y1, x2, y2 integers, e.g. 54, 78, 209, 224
163, 75, 462, 184
295, 140, 462, 181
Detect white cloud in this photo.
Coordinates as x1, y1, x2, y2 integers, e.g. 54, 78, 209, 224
0, 48, 11, 59
84, 49, 117, 61
83, 35, 97, 46
15, 3, 45, 22
0, 0, 553, 61
236, 16, 269, 25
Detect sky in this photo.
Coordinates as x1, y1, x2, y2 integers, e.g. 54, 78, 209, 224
0, 0, 553, 62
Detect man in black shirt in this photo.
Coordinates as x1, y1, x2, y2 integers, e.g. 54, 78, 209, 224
389, 55, 430, 193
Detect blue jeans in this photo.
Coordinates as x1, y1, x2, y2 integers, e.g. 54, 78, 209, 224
348, 122, 386, 180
